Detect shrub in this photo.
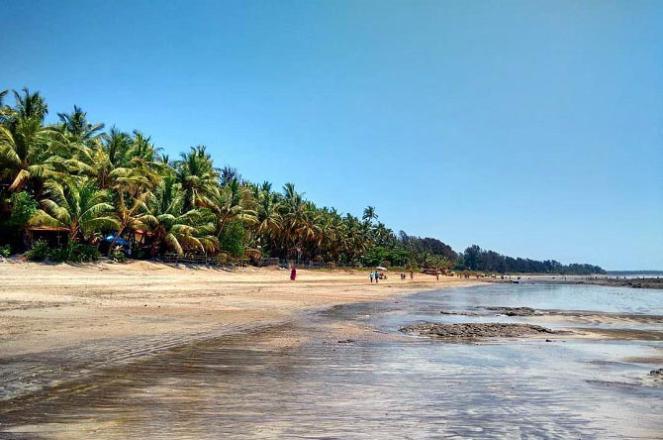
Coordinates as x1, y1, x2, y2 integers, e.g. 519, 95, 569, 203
69, 243, 100, 263
26, 240, 50, 261
45, 246, 69, 262
7, 191, 37, 230
0, 244, 11, 257
48, 243, 100, 263
111, 248, 127, 263
26, 241, 100, 263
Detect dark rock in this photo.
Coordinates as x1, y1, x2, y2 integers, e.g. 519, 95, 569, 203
486, 307, 539, 316
400, 322, 555, 340
650, 368, 663, 377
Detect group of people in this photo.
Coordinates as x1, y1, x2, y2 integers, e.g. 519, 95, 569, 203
400, 271, 415, 280
369, 271, 386, 283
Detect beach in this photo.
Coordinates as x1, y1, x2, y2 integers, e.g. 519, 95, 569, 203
2, 273, 662, 438
0, 261, 477, 401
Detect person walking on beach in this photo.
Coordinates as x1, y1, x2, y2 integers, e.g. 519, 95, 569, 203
290, 266, 297, 281
374, 271, 379, 284
370, 271, 374, 283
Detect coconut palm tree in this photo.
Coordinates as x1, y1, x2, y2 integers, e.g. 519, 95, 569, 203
0, 115, 59, 192
28, 178, 119, 242
276, 183, 323, 261
220, 166, 240, 187
11, 88, 48, 122
106, 191, 149, 255
57, 106, 105, 143
139, 176, 218, 256
209, 179, 255, 234
362, 206, 378, 224
0, 90, 11, 124
255, 191, 281, 238
175, 145, 219, 211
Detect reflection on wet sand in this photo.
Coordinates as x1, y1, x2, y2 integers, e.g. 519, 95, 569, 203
2, 283, 663, 439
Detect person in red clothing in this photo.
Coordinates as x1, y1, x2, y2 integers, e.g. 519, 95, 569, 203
290, 266, 297, 281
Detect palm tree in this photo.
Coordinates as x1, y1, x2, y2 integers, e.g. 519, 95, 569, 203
220, 166, 240, 187
255, 192, 281, 237
56, 128, 163, 205
106, 191, 149, 255
12, 88, 48, 122
209, 179, 255, 233
362, 205, 378, 224
28, 178, 119, 242
0, 115, 59, 192
0, 88, 57, 193
175, 145, 219, 210
0, 90, 11, 124
57, 106, 105, 143
139, 176, 218, 256
277, 183, 323, 261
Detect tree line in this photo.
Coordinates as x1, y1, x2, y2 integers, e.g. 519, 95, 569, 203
458, 244, 604, 275
0, 88, 604, 274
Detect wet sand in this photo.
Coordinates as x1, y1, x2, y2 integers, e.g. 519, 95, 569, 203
0, 261, 477, 403
2, 266, 663, 438
2, 282, 662, 439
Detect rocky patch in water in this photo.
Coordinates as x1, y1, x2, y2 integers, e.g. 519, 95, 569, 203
486, 306, 540, 316
439, 306, 543, 317
401, 322, 556, 340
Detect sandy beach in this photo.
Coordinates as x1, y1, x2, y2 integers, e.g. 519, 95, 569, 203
0, 261, 478, 400
2, 264, 663, 438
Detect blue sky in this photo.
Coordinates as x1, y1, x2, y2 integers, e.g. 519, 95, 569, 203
2, 0, 662, 270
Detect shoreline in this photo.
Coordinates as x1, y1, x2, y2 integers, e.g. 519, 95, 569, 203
0, 261, 480, 403
489, 274, 663, 290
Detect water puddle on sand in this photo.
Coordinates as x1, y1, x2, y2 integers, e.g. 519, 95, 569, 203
1, 283, 663, 439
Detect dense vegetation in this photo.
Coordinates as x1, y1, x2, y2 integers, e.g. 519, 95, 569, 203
458, 245, 604, 275
0, 88, 604, 274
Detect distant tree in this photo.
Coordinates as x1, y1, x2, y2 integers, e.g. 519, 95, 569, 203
362, 206, 378, 224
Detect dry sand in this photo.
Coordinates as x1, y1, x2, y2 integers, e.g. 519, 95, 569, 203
0, 261, 478, 386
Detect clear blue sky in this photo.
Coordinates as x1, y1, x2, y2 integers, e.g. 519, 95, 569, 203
2, 0, 662, 270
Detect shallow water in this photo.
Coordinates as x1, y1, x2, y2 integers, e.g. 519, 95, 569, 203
1, 283, 662, 439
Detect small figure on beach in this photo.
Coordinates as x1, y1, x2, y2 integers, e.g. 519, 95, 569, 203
410, 270, 414, 280
370, 272, 374, 283
290, 266, 297, 281
401, 273, 406, 280
375, 271, 379, 284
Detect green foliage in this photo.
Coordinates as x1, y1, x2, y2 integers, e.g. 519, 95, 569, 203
6, 191, 37, 229
111, 248, 127, 263
0, 244, 11, 257
140, 176, 219, 256
26, 240, 99, 262
29, 179, 119, 242
50, 242, 100, 263
219, 220, 245, 258
26, 240, 49, 261
457, 245, 606, 274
